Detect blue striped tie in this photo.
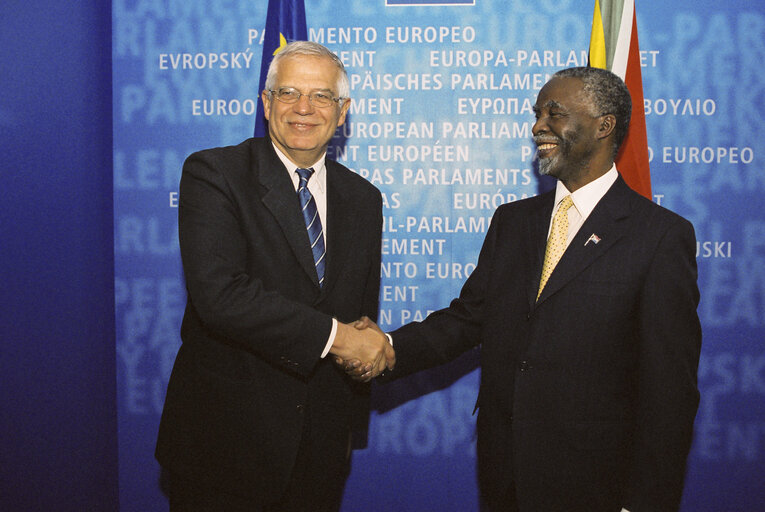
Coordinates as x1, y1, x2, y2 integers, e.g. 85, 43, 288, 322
296, 168, 326, 287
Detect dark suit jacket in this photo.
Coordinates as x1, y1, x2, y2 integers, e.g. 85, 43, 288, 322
387, 176, 701, 512
155, 137, 382, 499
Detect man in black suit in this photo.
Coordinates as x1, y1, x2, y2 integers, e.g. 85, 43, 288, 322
156, 41, 394, 511
350, 67, 701, 512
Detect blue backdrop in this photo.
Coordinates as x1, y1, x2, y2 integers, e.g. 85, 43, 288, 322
1, 1, 117, 510
111, 1, 765, 511
5, 0, 761, 511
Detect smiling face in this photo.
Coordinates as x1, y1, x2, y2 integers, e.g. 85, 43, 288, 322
261, 54, 350, 168
532, 77, 605, 190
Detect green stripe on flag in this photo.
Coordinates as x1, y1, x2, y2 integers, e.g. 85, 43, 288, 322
598, 0, 625, 70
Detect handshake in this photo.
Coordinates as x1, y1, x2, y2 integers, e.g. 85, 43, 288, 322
329, 317, 394, 382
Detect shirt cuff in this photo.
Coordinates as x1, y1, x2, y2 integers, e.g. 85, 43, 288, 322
320, 318, 338, 358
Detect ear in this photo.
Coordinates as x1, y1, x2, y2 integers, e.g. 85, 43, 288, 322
261, 90, 272, 121
337, 98, 351, 127
597, 113, 616, 140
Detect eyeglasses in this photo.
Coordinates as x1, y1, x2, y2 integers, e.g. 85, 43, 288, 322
268, 87, 345, 108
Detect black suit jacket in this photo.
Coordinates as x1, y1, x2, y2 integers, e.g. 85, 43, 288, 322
387, 176, 701, 512
156, 137, 382, 499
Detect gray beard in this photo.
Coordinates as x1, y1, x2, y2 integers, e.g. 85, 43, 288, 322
538, 155, 557, 176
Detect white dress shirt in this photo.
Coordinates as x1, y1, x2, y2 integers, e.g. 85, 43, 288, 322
548, 164, 618, 247
272, 143, 338, 358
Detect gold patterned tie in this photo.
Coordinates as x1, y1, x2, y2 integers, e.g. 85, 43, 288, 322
537, 195, 574, 300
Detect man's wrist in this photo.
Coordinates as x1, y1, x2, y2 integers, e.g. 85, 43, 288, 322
320, 318, 339, 358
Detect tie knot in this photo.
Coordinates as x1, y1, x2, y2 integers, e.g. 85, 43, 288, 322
558, 195, 574, 213
296, 167, 314, 182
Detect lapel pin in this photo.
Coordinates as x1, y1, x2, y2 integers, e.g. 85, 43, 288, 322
585, 233, 601, 246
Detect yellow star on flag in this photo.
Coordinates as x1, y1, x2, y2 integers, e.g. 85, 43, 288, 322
273, 33, 287, 56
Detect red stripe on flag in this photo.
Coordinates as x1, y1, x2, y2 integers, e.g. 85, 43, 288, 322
616, 9, 652, 199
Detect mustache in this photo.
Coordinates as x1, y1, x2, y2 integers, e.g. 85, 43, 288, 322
533, 135, 562, 145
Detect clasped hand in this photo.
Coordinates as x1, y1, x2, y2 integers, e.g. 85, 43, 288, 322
330, 316, 393, 382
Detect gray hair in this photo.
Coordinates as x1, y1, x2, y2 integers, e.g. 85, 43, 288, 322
264, 41, 350, 99
553, 67, 632, 156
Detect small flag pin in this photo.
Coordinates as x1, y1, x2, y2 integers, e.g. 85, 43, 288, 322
585, 233, 601, 246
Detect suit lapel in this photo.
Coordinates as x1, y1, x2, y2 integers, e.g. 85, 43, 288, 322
535, 177, 632, 305
321, 161, 358, 298
255, 141, 320, 286
526, 193, 556, 310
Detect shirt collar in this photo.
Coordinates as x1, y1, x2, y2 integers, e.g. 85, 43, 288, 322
272, 142, 327, 193
554, 164, 618, 219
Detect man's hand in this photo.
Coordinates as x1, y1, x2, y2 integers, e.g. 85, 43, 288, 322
333, 316, 393, 382
330, 317, 394, 382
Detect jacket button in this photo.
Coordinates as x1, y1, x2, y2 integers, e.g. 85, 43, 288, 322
519, 360, 530, 371
296, 404, 305, 413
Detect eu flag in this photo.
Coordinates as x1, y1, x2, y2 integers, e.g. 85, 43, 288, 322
254, 0, 307, 137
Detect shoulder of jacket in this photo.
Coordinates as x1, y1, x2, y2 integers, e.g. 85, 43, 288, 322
327, 159, 381, 198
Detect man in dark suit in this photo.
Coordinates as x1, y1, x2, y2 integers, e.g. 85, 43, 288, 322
350, 67, 701, 512
156, 41, 394, 512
